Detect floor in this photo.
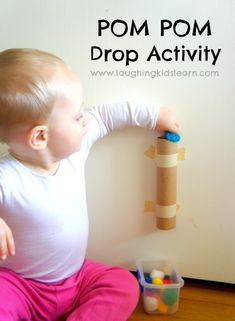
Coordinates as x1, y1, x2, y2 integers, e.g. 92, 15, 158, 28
128, 279, 235, 321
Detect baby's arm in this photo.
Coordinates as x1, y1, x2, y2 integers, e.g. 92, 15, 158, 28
0, 217, 15, 260
85, 101, 179, 148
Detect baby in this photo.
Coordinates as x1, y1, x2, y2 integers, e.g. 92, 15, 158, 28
0, 48, 179, 321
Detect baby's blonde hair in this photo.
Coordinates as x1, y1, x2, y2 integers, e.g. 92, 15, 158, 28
0, 48, 68, 142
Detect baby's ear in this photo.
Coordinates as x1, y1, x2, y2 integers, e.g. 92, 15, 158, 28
27, 125, 48, 150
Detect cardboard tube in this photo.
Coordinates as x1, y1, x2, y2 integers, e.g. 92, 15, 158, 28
157, 217, 176, 230
156, 138, 178, 230
157, 167, 177, 205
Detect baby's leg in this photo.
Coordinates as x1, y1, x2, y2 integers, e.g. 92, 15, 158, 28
0, 268, 57, 321
0, 268, 33, 320
66, 259, 139, 321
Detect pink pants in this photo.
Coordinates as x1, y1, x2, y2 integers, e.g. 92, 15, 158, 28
0, 259, 139, 321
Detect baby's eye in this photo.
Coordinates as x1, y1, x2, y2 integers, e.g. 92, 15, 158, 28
76, 111, 84, 121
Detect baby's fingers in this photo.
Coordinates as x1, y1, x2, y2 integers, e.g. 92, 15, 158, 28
6, 226, 15, 256
0, 219, 15, 259
0, 226, 8, 259
170, 121, 180, 134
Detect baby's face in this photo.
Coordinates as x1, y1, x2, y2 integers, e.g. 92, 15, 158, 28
47, 71, 88, 160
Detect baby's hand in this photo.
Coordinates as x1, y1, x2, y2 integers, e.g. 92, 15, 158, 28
0, 218, 15, 260
155, 107, 180, 136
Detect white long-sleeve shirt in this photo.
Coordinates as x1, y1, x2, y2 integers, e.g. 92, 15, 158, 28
0, 101, 159, 282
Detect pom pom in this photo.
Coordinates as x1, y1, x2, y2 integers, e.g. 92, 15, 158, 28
144, 296, 159, 312
164, 131, 181, 142
145, 276, 152, 284
150, 269, 165, 280
152, 277, 163, 284
162, 288, 178, 306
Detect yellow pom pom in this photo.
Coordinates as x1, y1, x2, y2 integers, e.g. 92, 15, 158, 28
152, 277, 163, 285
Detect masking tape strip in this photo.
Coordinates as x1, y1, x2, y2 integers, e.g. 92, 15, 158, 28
144, 145, 156, 160
178, 147, 186, 160
144, 145, 186, 162
156, 204, 177, 218
156, 153, 178, 168
144, 200, 155, 212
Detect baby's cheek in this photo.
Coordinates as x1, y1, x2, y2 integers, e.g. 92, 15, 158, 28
82, 113, 89, 126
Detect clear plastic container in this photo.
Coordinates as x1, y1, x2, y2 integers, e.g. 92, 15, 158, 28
136, 258, 184, 314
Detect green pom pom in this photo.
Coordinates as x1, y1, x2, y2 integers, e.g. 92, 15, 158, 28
162, 288, 178, 306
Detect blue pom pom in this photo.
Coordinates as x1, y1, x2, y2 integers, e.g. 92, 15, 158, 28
145, 277, 152, 284
164, 131, 181, 142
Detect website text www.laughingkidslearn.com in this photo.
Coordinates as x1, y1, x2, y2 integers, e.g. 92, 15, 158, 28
90, 69, 219, 78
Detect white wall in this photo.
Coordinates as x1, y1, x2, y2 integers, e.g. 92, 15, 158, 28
0, 0, 234, 283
